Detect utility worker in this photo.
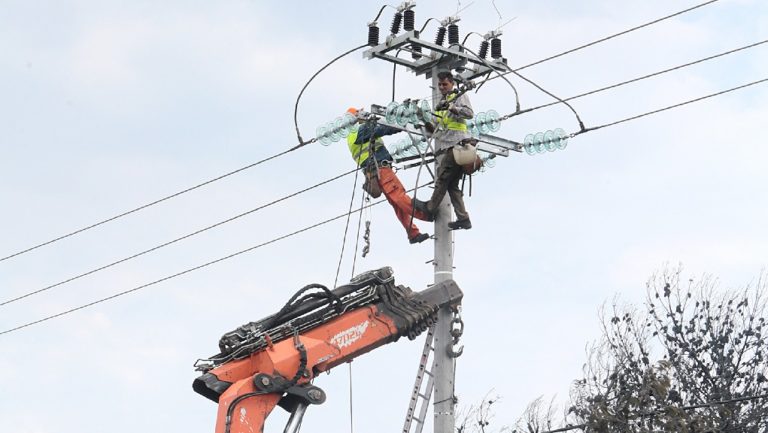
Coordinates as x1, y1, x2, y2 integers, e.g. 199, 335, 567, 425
414, 71, 474, 230
346, 107, 430, 244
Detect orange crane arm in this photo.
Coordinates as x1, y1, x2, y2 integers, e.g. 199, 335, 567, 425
192, 267, 462, 433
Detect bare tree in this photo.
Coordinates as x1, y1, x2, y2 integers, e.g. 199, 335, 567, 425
567, 269, 768, 433
457, 392, 511, 433
486, 270, 768, 433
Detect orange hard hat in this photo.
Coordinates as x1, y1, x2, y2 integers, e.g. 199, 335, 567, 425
346, 107, 360, 116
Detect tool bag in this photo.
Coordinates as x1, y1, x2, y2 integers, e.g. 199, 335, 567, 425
453, 138, 482, 175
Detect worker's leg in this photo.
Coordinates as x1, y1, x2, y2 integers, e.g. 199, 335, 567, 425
377, 167, 430, 222
426, 154, 452, 215
377, 167, 428, 239
443, 152, 470, 221
447, 172, 469, 221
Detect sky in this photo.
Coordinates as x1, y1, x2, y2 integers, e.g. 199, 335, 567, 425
1, 0, 767, 432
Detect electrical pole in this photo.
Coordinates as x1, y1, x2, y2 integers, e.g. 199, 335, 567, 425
363, 4, 515, 433
431, 67, 456, 433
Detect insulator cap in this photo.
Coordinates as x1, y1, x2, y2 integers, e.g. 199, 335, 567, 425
478, 40, 489, 59
491, 38, 502, 59
435, 27, 446, 46
403, 9, 415, 31
391, 12, 403, 34
448, 24, 459, 45
368, 25, 380, 47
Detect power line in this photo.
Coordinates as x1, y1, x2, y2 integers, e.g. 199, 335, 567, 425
462, 43, 582, 130
0, 147, 302, 264
0, 2, 726, 264
501, 39, 768, 120
416, 1, 727, 116
512, 0, 721, 73
0, 168, 357, 307
333, 168, 361, 288
0, 182, 433, 336
293, 44, 369, 145
492, 77, 768, 143
3, 43, 369, 265
575, 77, 768, 135
493, 77, 767, 140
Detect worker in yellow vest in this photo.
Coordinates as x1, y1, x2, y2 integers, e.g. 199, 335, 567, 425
346, 107, 430, 244
414, 71, 474, 230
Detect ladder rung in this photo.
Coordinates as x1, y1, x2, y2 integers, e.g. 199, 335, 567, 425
402, 325, 437, 433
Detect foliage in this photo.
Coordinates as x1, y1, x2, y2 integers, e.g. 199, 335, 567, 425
567, 270, 768, 433
485, 270, 768, 433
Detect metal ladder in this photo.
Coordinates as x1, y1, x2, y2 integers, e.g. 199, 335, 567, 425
402, 324, 436, 433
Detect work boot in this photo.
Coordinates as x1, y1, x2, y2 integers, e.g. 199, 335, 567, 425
409, 233, 430, 244
412, 199, 434, 222
447, 219, 472, 230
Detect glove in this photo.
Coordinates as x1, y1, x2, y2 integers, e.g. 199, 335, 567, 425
435, 100, 449, 111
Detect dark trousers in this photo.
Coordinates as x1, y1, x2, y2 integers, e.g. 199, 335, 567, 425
426, 151, 469, 221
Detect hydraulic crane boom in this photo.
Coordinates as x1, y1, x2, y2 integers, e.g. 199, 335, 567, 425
192, 267, 463, 433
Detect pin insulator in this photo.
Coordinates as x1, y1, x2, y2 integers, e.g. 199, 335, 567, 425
435, 26, 446, 46
403, 9, 415, 31
448, 24, 459, 45
368, 25, 380, 46
478, 40, 489, 59
391, 12, 403, 34
491, 37, 502, 59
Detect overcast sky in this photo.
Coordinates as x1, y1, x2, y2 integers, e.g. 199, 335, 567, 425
1, 1, 767, 432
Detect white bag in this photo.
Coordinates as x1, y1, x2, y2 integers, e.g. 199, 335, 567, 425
452, 140, 478, 165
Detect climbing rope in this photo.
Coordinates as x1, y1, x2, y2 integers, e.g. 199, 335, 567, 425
332, 168, 361, 289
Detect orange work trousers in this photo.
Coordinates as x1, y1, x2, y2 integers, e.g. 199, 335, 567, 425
376, 167, 429, 240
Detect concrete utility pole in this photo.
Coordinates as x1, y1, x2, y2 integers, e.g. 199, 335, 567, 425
430, 67, 457, 433
363, 4, 513, 432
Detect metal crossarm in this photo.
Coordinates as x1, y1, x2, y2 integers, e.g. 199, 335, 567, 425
363, 30, 509, 79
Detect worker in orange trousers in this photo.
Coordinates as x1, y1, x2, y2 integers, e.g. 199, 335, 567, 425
345, 107, 430, 244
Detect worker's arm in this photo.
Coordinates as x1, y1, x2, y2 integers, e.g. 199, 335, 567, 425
355, 123, 400, 144
448, 93, 474, 120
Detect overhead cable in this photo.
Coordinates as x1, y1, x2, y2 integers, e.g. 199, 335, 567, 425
458, 44, 521, 115
0, 182, 433, 336
491, 0, 721, 83
4, 43, 373, 265
575, 77, 768, 136
293, 44, 369, 145
1, 43, 373, 265
502, 39, 768, 120
0, 168, 357, 307
0, 2, 726, 264
0, 148, 298, 264
500, 65, 583, 131
333, 169, 361, 288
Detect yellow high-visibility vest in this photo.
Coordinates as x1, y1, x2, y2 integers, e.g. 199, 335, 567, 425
434, 92, 468, 132
347, 129, 384, 167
